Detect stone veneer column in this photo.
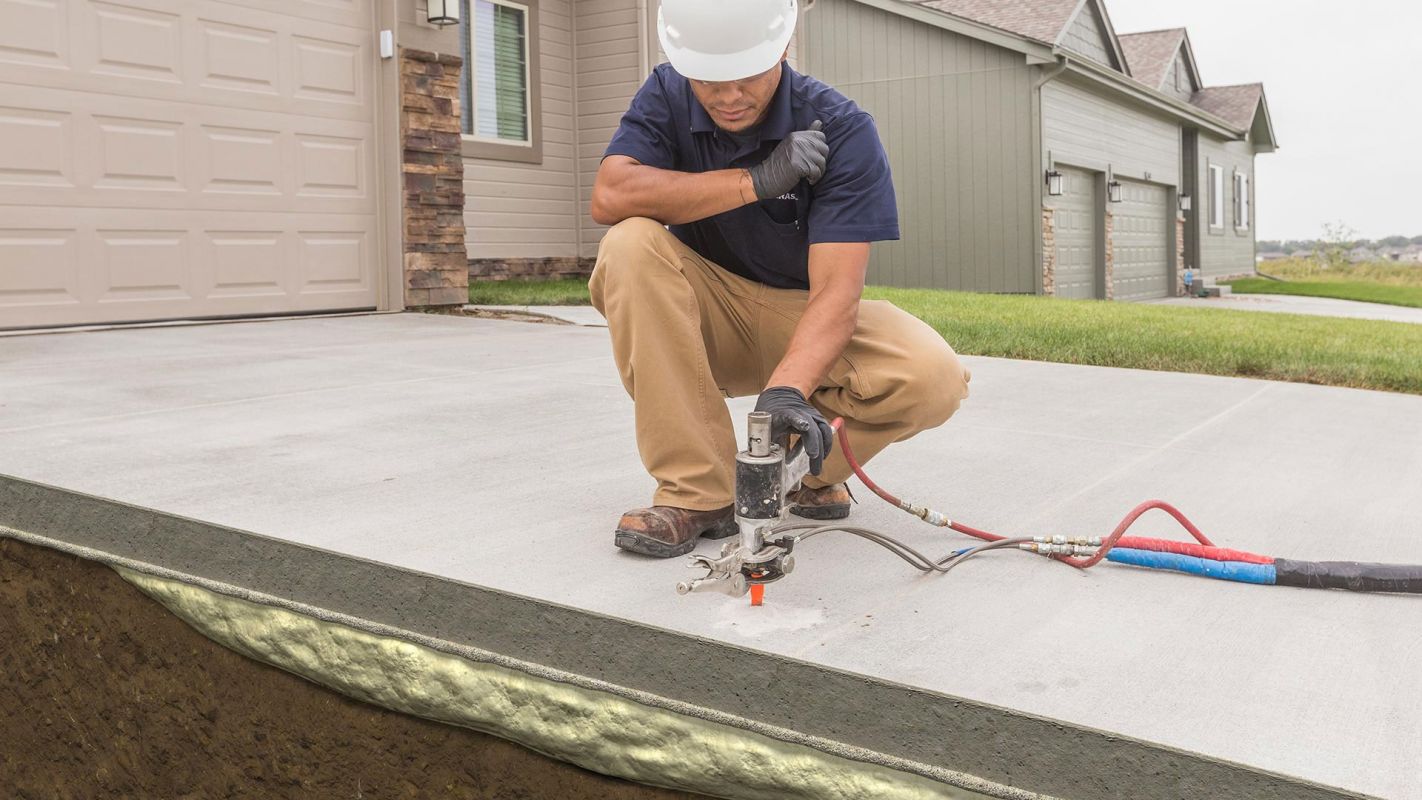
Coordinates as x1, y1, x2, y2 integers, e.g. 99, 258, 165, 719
1102, 211, 1115, 300
1175, 214, 1188, 296
400, 48, 468, 307
1041, 208, 1056, 296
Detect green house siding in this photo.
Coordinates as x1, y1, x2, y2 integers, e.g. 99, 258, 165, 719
1059, 5, 1115, 68
802, 0, 1038, 293
1196, 134, 1257, 277
1042, 77, 1181, 186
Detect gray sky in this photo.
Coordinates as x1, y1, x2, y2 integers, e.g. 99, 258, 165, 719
1107, 0, 1421, 241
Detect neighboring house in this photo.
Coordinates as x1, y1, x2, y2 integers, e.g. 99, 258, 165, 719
1289, 249, 1313, 258
1349, 246, 1378, 263
0, 0, 1279, 330
1402, 245, 1422, 264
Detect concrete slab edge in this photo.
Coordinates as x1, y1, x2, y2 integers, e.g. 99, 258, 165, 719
2, 524, 1018, 800
0, 475, 1373, 800
113, 561, 998, 800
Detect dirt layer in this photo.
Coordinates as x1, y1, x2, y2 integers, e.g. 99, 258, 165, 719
0, 538, 709, 799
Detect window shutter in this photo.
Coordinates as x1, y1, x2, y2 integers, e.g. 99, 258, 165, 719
491, 5, 528, 141
469, 1, 529, 142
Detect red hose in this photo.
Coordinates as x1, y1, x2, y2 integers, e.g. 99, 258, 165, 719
831, 417, 1226, 570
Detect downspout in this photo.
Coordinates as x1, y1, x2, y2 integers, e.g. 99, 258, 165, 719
1032, 55, 1068, 295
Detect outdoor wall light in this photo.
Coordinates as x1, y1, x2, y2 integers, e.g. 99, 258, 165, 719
1045, 169, 1064, 196
1107, 180, 1122, 203
427, 0, 459, 27
1178, 193, 1192, 212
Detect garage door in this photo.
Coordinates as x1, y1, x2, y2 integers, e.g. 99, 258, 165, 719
0, 0, 382, 329
1046, 166, 1098, 299
1110, 179, 1171, 301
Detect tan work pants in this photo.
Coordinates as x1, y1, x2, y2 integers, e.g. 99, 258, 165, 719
589, 217, 971, 511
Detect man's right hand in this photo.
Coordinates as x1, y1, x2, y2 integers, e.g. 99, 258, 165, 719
747, 121, 827, 201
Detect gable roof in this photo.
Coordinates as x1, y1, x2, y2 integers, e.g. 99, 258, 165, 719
1119, 28, 1202, 92
1190, 84, 1262, 129
1191, 83, 1278, 150
1119, 29, 1183, 86
907, 0, 1083, 45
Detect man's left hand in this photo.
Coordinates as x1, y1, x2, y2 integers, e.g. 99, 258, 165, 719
754, 386, 836, 475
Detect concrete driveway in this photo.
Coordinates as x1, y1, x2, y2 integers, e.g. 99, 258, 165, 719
3, 312, 1420, 799
1152, 292, 1422, 324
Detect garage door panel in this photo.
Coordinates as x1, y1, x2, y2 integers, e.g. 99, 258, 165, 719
1046, 166, 1098, 300
0, 0, 374, 123
1111, 179, 1171, 302
0, 84, 374, 213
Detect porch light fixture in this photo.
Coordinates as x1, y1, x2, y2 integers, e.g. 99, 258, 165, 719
427, 0, 459, 27
1045, 169, 1064, 196
1107, 180, 1122, 203
1178, 193, 1192, 212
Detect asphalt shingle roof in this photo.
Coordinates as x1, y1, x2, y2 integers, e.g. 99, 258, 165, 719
1190, 84, 1264, 130
1118, 28, 1185, 88
906, 0, 1083, 45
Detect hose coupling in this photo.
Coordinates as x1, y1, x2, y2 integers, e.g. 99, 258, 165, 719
1019, 542, 1099, 556
905, 503, 951, 527
1032, 535, 1102, 546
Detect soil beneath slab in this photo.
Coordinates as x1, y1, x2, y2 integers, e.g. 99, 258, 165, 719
0, 537, 711, 800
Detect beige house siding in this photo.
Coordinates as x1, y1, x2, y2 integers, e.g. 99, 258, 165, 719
575, 0, 647, 259
462, 0, 580, 261
1059, 5, 1114, 68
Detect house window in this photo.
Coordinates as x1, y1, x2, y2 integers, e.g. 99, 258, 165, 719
1209, 164, 1224, 229
1234, 171, 1250, 230
461, 0, 531, 144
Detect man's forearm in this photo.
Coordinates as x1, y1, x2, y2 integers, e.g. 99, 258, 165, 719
766, 292, 859, 397
592, 160, 756, 226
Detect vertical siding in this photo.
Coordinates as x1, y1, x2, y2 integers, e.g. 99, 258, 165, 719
574, 0, 644, 258
1162, 53, 1193, 102
805, 0, 1037, 292
1042, 77, 1180, 186
462, 0, 579, 259
1196, 133, 1256, 277
1059, 5, 1114, 68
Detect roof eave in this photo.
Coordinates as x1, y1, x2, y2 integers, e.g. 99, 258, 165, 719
854, 0, 1058, 62
1059, 54, 1244, 139
1252, 92, 1280, 152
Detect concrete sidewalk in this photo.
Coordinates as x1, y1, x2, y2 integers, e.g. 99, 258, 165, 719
3, 312, 1419, 799
1152, 292, 1422, 324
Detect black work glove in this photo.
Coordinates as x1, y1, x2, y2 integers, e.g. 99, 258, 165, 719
747, 120, 827, 200
754, 386, 836, 476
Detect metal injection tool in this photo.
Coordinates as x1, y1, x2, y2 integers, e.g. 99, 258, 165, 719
676, 410, 803, 603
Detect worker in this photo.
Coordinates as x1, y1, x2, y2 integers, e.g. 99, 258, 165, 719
590, 0, 971, 558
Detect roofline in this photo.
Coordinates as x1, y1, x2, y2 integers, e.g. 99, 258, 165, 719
1057, 0, 1128, 73
849, 0, 1058, 62
1120, 26, 1187, 37
1060, 54, 1244, 138
1253, 90, 1280, 151
1177, 29, 1203, 89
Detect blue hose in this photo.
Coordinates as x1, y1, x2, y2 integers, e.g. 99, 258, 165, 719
1106, 548, 1277, 585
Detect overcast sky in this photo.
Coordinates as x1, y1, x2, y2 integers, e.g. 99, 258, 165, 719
1107, 0, 1421, 241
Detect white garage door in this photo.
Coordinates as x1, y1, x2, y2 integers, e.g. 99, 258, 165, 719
1111, 179, 1171, 301
0, 0, 383, 329
1046, 166, 1098, 299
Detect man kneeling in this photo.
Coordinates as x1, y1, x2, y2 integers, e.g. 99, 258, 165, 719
589, 0, 971, 558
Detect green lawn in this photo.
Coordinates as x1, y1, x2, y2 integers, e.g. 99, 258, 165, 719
468, 278, 1422, 395
1225, 278, 1422, 309
468, 277, 595, 306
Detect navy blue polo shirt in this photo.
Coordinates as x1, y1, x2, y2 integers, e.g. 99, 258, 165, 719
603, 62, 898, 290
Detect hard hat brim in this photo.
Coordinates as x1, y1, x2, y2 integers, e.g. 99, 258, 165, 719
657, 4, 796, 82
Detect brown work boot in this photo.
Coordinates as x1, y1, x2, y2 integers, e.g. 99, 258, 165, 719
787, 483, 853, 520
614, 505, 736, 558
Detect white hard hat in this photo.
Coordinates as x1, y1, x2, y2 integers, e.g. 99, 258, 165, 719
658, 0, 798, 82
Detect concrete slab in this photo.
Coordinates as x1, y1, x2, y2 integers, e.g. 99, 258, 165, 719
1152, 292, 1422, 324
3, 312, 1419, 799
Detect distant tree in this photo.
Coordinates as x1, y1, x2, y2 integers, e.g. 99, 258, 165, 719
1315, 222, 1358, 269
1411, 235, 1422, 246
1380, 235, 1411, 248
